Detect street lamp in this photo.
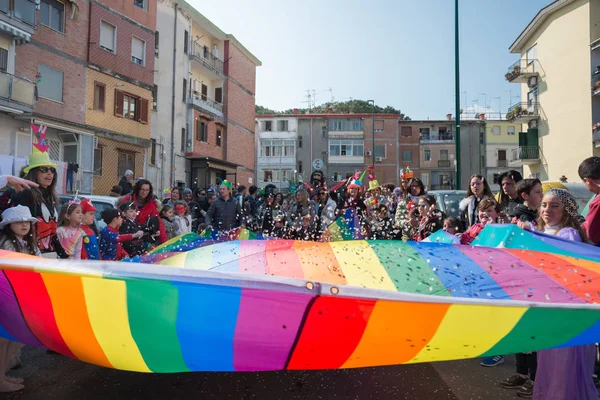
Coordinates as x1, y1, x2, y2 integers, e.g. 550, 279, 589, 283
454, 0, 461, 189
367, 100, 375, 167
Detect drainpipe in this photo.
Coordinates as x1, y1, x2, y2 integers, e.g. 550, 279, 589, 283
396, 118, 400, 186
169, 4, 178, 187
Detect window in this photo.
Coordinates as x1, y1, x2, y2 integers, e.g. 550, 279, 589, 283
152, 85, 157, 111
526, 45, 537, 65
201, 84, 207, 101
93, 147, 102, 176
401, 126, 412, 137
182, 79, 187, 102
283, 141, 295, 157
419, 128, 430, 140
123, 93, 137, 119
196, 120, 207, 142
329, 118, 363, 131
298, 137, 302, 148
133, 0, 147, 11
259, 140, 294, 157
374, 120, 384, 132
264, 121, 272, 131
150, 139, 156, 165
333, 172, 342, 182
263, 170, 273, 182
93, 82, 105, 111
277, 120, 288, 131
424, 149, 431, 161
328, 140, 364, 157
438, 127, 452, 140
322, 126, 327, 139
421, 173, 429, 187
298, 161, 303, 174
117, 152, 135, 178
374, 144, 386, 159
498, 149, 506, 161
181, 128, 186, 152
0, 48, 8, 72
507, 126, 516, 136
154, 31, 159, 56
114, 90, 148, 123
216, 128, 222, 147
493, 173, 501, 184
38, 64, 63, 102
131, 36, 145, 65
215, 87, 222, 104
492, 126, 501, 135
401, 149, 412, 162
183, 30, 189, 54
440, 149, 449, 160
40, 0, 64, 33
100, 21, 116, 53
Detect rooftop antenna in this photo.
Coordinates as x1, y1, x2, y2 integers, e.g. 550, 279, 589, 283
302, 90, 312, 112
311, 89, 317, 109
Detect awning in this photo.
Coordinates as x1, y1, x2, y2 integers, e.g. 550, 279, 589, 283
0, 21, 31, 45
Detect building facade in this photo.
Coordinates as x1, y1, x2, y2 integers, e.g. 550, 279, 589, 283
484, 120, 522, 191
255, 117, 298, 192
409, 120, 455, 191
508, 0, 598, 181
152, 0, 261, 193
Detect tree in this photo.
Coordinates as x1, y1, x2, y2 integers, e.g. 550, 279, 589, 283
256, 100, 410, 120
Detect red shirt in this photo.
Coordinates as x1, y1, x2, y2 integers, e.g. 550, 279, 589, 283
583, 195, 600, 245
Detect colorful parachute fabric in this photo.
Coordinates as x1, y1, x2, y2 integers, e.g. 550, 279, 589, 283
1, 225, 600, 373
325, 208, 364, 241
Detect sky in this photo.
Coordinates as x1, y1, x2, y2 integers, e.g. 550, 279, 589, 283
189, 0, 550, 120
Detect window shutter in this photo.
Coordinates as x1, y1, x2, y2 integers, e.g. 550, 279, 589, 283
215, 87, 222, 103
138, 98, 149, 124
114, 90, 124, 117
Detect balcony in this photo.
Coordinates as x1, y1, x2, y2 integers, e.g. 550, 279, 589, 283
438, 160, 451, 168
496, 159, 508, 168
190, 42, 224, 78
0, 71, 35, 111
505, 59, 539, 84
0, 0, 36, 40
506, 102, 539, 123
420, 133, 454, 144
188, 92, 223, 118
509, 146, 540, 166
593, 124, 600, 147
592, 74, 600, 96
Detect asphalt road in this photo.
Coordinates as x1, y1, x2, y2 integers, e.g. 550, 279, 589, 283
3, 348, 521, 400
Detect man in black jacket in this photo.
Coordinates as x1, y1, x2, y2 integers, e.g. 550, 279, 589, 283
118, 170, 133, 196
205, 181, 244, 231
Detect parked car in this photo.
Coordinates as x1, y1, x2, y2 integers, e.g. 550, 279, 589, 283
428, 190, 467, 219
58, 194, 117, 231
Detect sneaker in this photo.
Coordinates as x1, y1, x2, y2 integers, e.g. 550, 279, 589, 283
500, 374, 528, 389
516, 380, 534, 398
480, 355, 504, 367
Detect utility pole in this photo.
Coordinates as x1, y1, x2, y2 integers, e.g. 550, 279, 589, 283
368, 100, 375, 167
454, 0, 461, 190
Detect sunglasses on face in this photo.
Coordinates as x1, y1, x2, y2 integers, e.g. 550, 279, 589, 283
39, 166, 56, 174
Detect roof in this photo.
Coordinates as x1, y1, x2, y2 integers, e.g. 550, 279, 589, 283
256, 113, 405, 119
509, 0, 575, 53
176, 0, 262, 66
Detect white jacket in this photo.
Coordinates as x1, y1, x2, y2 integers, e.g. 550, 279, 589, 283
173, 215, 192, 235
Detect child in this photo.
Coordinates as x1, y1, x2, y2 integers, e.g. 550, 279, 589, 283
172, 200, 192, 235
511, 178, 543, 225
294, 214, 317, 241
160, 205, 178, 240
517, 189, 593, 399
119, 202, 145, 257
80, 199, 99, 260
460, 198, 502, 245
443, 216, 463, 235
0, 205, 41, 392
99, 208, 143, 261
56, 201, 86, 260
579, 156, 600, 245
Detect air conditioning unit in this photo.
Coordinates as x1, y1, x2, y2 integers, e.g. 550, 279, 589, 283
375, 157, 383, 162
155, 49, 159, 57
528, 76, 538, 88
364, 151, 372, 156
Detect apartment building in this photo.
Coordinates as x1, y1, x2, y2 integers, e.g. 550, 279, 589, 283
151, 0, 261, 192
507, 0, 599, 181
255, 117, 298, 192
484, 120, 522, 191
409, 120, 455, 191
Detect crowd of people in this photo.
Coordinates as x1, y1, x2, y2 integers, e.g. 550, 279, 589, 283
0, 146, 599, 397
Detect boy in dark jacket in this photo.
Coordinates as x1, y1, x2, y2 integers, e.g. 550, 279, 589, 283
119, 202, 145, 257
511, 179, 543, 225
579, 157, 600, 245
99, 208, 143, 260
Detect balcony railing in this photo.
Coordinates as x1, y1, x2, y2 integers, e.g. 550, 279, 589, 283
505, 59, 539, 83
497, 159, 508, 168
506, 102, 539, 122
0, 0, 37, 27
510, 146, 540, 164
190, 42, 224, 75
188, 92, 223, 116
593, 124, 600, 144
0, 71, 35, 107
420, 134, 454, 144
438, 160, 451, 168
592, 74, 600, 96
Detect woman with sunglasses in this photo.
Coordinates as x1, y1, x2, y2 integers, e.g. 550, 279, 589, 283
13, 151, 68, 258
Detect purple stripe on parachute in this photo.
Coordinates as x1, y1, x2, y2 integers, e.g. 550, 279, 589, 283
0, 271, 43, 347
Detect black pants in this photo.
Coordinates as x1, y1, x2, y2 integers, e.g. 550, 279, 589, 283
515, 352, 537, 381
